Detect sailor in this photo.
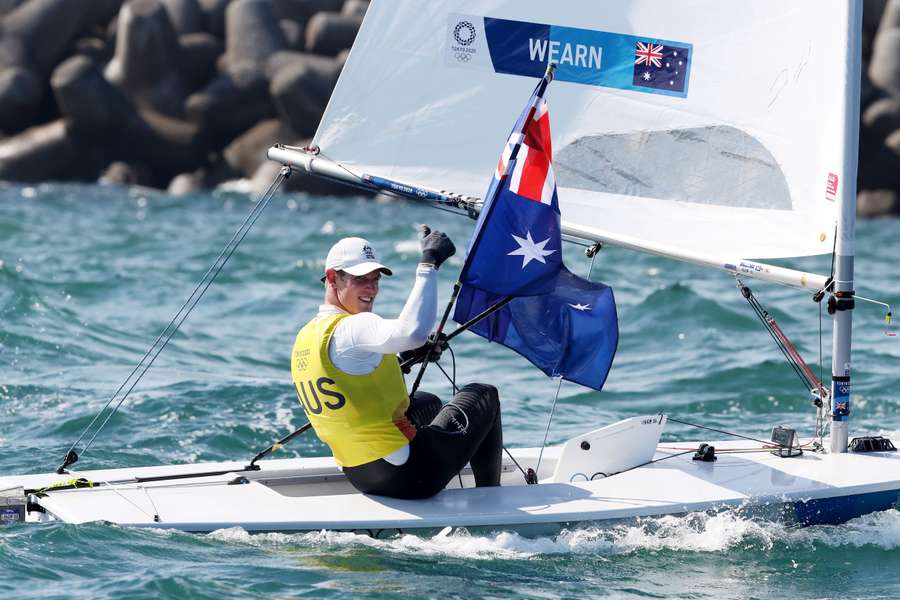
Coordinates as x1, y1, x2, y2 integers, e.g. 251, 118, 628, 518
291, 228, 502, 499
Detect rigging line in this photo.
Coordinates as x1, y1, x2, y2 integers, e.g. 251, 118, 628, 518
744, 290, 807, 386
64, 468, 158, 522
586, 244, 599, 280
829, 223, 838, 280
83, 174, 285, 455
666, 416, 781, 447
740, 282, 817, 393
819, 293, 824, 388
448, 344, 458, 395
60, 168, 289, 470
535, 377, 564, 477
502, 445, 531, 481
434, 360, 460, 395
591, 449, 697, 480
313, 150, 367, 186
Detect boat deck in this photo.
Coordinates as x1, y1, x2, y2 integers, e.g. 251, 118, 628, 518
3, 440, 900, 533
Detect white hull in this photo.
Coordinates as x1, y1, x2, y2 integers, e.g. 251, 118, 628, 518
4, 437, 900, 535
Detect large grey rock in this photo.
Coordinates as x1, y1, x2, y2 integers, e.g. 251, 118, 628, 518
0, 0, 25, 18
871, 0, 900, 95
280, 18, 304, 49
0, 120, 91, 181
0, 67, 42, 133
858, 131, 900, 191
73, 36, 112, 63
108, 109, 210, 182
100, 160, 154, 186
879, 0, 900, 28
304, 12, 362, 56
104, 0, 187, 117
870, 29, 900, 96
273, 0, 342, 28
167, 169, 205, 195
857, 189, 899, 217
341, 0, 368, 17
161, 0, 204, 35
224, 0, 287, 72
186, 64, 277, 144
51, 55, 134, 131
223, 118, 295, 177
198, 0, 229, 38
1, 0, 123, 74
179, 32, 223, 90
862, 96, 900, 139
1, 0, 86, 73
884, 126, 900, 156
0, 37, 27, 70
268, 52, 341, 137
865, 0, 888, 55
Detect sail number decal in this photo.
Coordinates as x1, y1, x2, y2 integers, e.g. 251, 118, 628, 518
447, 14, 692, 98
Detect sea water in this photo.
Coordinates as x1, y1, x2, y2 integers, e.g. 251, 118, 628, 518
1, 182, 899, 599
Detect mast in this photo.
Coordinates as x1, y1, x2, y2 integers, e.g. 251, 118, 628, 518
829, 1, 863, 454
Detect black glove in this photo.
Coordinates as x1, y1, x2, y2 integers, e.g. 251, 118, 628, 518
399, 333, 449, 374
419, 224, 455, 269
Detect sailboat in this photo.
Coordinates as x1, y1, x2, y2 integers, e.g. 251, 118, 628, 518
4, 0, 900, 535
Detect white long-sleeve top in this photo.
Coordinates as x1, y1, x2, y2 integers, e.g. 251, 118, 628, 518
314, 264, 438, 465
317, 264, 438, 374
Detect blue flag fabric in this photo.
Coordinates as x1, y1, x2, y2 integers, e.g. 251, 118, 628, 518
460, 76, 562, 297
460, 176, 563, 296
454, 71, 619, 391
453, 266, 618, 391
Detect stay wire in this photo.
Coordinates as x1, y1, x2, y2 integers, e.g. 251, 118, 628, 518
60, 168, 289, 470
534, 244, 599, 477
666, 416, 779, 447
535, 377, 564, 477
739, 282, 816, 394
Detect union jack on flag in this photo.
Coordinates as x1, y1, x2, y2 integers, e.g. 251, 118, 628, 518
495, 99, 557, 206
498, 98, 556, 204
460, 70, 562, 297
634, 42, 664, 68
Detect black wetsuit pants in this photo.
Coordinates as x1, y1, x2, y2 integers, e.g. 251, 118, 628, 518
343, 383, 502, 499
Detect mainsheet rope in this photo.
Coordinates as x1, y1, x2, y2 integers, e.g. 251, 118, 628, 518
56, 167, 291, 474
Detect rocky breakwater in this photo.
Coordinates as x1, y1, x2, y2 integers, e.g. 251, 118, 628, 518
862, 0, 900, 216
1, 0, 900, 214
0, 0, 365, 195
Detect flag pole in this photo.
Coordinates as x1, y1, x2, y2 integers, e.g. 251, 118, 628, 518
408, 63, 557, 396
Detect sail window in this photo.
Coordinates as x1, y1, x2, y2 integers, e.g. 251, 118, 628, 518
554, 126, 792, 210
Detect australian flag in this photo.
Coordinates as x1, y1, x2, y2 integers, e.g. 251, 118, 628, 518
632, 41, 690, 93
459, 85, 563, 296
454, 72, 619, 391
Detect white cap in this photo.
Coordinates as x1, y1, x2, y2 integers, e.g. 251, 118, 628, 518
322, 237, 393, 281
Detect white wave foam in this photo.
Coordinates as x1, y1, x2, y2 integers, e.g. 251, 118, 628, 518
206, 508, 900, 560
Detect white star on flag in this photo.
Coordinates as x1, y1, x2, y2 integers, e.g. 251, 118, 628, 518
569, 303, 591, 311
508, 231, 556, 268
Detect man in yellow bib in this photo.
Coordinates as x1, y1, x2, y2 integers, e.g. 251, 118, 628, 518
291, 227, 502, 499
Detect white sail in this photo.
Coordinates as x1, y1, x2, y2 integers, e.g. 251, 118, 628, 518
314, 0, 859, 260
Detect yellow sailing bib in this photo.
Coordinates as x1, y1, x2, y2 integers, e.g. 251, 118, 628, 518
291, 313, 412, 467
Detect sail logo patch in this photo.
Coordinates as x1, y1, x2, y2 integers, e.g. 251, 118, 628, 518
632, 42, 689, 93
447, 14, 692, 98
454, 21, 476, 46
825, 172, 839, 202
448, 17, 483, 64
